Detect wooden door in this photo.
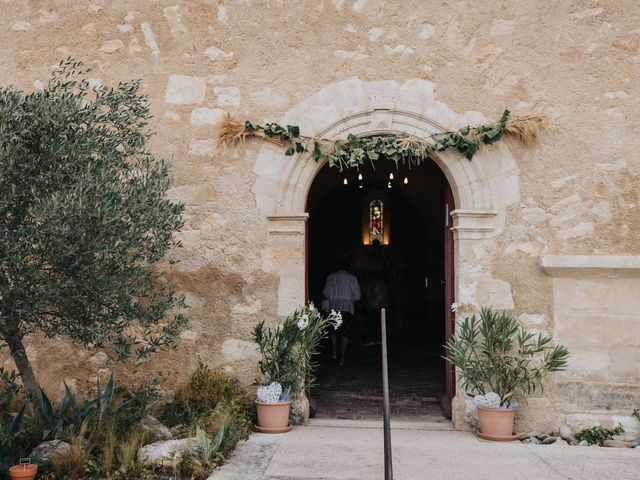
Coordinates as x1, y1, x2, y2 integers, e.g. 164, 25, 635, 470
305, 218, 309, 304
441, 183, 455, 417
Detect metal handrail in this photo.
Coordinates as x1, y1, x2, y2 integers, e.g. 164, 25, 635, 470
381, 308, 393, 480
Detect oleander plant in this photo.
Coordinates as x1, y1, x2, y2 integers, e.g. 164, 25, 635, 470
445, 307, 570, 407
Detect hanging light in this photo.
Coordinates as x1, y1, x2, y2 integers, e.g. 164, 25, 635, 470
358, 184, 363, 189
387, 181, 392, 189
358, 173, 363, 181
389, 173, 394, 180
343, 178, 348, 185
404, 177, 408, 185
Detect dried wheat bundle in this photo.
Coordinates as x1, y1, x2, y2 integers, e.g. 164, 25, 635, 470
394, 135, 427, 151
216, 112, 253, 146
505, 112, 548, 146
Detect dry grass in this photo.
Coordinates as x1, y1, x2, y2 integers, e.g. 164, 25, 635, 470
394, 135, 426, 151
505, 112, 548, 145
117, 428, 147, 469
215, 112, 253, 147
67, 421, 90, 477
101, 426, 117, 473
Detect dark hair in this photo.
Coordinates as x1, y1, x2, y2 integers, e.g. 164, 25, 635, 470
337, 254, 350, 271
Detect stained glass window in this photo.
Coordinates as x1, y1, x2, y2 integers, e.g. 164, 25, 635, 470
369, 199, 383, 244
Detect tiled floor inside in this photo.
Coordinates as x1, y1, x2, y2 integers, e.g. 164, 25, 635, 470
310, 337, 447, 421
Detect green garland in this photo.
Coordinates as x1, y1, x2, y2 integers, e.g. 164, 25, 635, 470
242, 109, 511, 169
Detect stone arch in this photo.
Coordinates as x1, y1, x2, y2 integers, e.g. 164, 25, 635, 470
252, 76, 520, 319
253, 77, 519, 225
277, 112, 492, 215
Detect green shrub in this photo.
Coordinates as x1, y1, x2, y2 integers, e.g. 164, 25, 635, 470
159, 366, 254, 479
187, 365, 241, 411
5, 367, 251, 479
112, 383, 162, 437
13, 373, 162, 479
445, 307, 570, 405
159, 364, 254, 430
633, 409, 640, 423
575, 425, 624, 446
177, 425, 225, 479
177, 408, 253, 480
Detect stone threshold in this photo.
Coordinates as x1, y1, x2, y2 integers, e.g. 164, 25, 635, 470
309, 417, 455, 431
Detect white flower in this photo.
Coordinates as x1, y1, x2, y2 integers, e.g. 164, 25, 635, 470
308, 302, 317, 312
451, 302, 476, 315
297, 314, 309, 330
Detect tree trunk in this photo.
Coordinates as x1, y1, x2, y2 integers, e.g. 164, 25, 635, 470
5, 332, 42, 413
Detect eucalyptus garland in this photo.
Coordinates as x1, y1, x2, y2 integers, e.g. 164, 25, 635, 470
217, 109, 546, 170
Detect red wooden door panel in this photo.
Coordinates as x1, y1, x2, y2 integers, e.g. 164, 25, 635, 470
442, 182, 455, 417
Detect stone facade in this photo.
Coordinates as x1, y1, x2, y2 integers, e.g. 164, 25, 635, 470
1, 1, 639, 432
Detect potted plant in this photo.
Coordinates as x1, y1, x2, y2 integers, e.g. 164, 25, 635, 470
9, 459, 37, 480
252, 304, 341, 432
445, 307, 569, 440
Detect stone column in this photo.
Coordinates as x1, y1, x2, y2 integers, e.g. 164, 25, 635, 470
265, 214, 310, 424
265, 214, 308, 317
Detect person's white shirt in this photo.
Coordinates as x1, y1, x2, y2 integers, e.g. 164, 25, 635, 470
322, 269, 361, 314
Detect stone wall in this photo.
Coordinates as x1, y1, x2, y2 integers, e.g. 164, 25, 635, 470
1, 1, 639, 431
540, 256, 640, 432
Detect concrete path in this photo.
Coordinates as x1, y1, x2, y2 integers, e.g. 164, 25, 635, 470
209, 420, 639, 480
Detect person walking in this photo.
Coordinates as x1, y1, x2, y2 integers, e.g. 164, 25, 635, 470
363, 273, 388, 346
322, 257, 361, 365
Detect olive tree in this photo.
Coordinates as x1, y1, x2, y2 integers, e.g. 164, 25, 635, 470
0, 59, 187, 407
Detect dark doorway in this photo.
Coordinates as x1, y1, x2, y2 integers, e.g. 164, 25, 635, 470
307, 159, 452, 421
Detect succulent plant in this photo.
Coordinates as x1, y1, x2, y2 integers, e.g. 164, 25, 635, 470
256, 382, 283, 404
473, 392, 502, 409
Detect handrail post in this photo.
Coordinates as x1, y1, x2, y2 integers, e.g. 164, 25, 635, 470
381, 308, 393, 480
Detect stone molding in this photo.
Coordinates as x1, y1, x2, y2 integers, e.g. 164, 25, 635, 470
450, 209, 500, 240
540, 255, 640, 278
266, 214, 308, 236
254, 77, 520, 231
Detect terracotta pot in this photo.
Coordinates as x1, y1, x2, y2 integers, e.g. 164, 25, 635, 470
477, 406, 517, 438
256, 400, 291, 433
9, 463, 37, 480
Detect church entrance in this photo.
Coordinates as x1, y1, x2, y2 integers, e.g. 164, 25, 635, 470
307, 159, 455, 421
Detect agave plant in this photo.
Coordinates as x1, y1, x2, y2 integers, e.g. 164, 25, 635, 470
179, 425, 225, 478
445, 307, 569, 406
38, 371, 119, 440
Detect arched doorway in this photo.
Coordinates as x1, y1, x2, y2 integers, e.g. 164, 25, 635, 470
253, 78, 520, 426
306, 158, 455, 420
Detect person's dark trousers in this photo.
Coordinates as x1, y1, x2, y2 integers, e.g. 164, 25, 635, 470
366, 309, 382, 343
